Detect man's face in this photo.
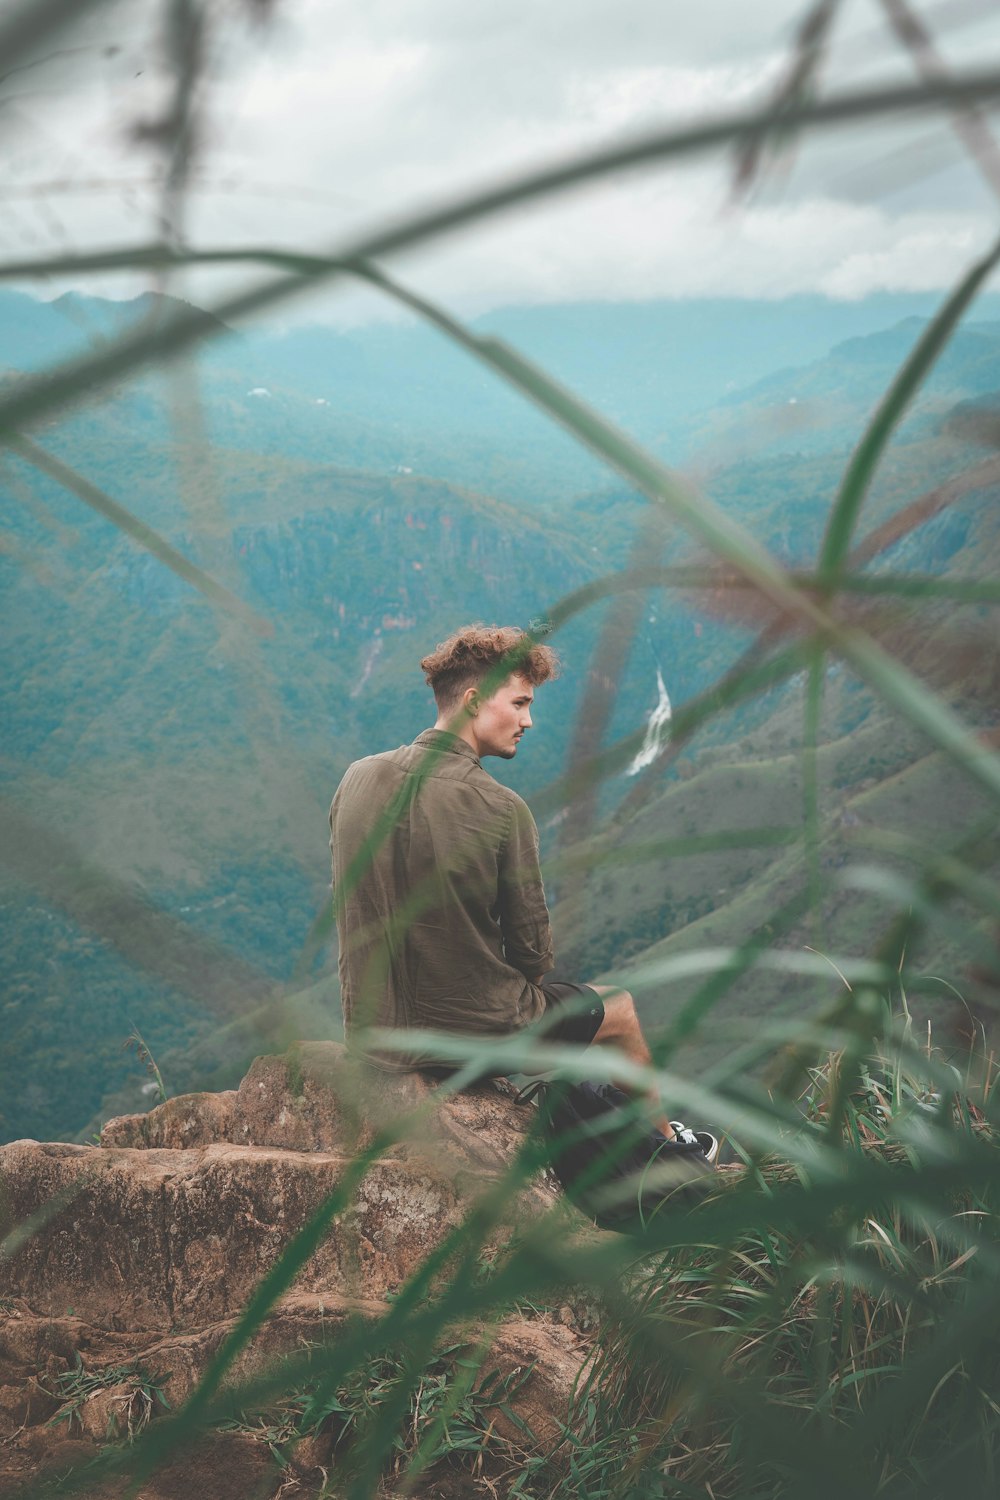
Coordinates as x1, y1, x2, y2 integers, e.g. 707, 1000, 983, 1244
471, 673, 535, 759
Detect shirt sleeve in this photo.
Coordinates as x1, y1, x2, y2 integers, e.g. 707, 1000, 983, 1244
498, 794, 554, 979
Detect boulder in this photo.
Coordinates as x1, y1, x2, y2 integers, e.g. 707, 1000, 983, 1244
0, 1044, 592, 1496
101, 1042, 544, 1177
100, 1089, 238, 1151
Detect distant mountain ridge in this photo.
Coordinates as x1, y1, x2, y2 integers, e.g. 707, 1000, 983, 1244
0, 288, 233, 371
7, 286, 1000, 498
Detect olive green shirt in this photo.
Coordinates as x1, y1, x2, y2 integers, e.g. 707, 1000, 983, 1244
329, 729, 553, 1070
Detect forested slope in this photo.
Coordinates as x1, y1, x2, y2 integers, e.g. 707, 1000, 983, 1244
3, 290, 999, 1142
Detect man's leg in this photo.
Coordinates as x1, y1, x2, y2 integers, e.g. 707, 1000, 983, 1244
587, 984, 676, 1139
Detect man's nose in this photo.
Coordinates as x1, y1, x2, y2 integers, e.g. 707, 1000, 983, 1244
520, 710, 532, 728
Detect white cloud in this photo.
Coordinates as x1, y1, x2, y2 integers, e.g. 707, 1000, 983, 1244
819, 224, 983, 298
373, 178, 996, 318
2, 0, 998, 318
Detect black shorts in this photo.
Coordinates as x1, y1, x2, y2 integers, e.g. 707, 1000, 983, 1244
419, 976, 605, 1081
537, 975, 605, 1047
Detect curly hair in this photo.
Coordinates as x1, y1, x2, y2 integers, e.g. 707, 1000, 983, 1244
420, 624, 560, 711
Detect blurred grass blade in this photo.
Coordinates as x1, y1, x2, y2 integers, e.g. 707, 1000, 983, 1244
813, 572, 1000, 603
869, 818, 1000, 976
0, 0, 107, 83
845, 625, 1000, 805
346, 1232, 499, 1499
546, 825, 800, 881
470, 558, 1000, 608
849, 452, 1000, 568
804, 648, 826, 932
0, 1173, 94, 1264
733, 0, 842, 195
557, 509, 667, 890
8, 435, 272, 637
356, 263, 824, 628
655, 887, 816, 1060
881, 0, 1000, 201
137, 1131, 540, 1487
131, 1127, 402, 1483
851, 825, 1000, 921
0, 799, 276, 1017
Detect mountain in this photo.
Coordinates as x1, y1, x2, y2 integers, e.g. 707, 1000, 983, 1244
0, 289, 233, 368
8, 286, 1000, 502
216, 292, 1000, 463
1, 289, 999, 1142
684, 317, 1000, 467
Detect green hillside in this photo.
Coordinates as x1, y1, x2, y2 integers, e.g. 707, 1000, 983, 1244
2, 291, 999, 1142
556, 726, 1000, 1068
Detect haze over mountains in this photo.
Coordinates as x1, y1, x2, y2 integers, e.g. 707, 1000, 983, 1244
7, 286, 1000, 497
2, 286, 999, 1143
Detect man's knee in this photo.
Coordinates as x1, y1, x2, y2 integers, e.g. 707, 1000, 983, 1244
590, 985, 639, 1038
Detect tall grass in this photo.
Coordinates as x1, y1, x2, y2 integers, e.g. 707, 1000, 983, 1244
2, 1, 1000, 1496
578, 1028, 1000, 1498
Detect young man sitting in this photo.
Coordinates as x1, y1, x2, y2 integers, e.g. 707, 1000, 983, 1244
329, 623, 716, 1161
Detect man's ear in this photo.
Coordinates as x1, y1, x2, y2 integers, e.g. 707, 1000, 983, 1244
463, 685, 480, 718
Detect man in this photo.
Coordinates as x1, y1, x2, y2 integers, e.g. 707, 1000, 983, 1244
329, 623, 715, 1158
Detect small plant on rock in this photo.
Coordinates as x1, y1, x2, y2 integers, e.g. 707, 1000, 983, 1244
122, 1027, 168, 1106
47, 1356, 170, 1443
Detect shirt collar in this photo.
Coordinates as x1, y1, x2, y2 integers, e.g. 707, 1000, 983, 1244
413, 728, 481, 765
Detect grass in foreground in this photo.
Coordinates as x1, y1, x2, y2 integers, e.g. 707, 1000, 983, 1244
577, 1028, 1000, 1499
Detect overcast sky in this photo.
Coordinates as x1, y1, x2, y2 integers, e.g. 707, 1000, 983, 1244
2, 0, 999, 323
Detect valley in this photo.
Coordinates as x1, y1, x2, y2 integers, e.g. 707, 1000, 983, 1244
2, 288, 999, 1143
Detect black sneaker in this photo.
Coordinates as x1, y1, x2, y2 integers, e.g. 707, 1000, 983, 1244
670, 1120, 719, 1166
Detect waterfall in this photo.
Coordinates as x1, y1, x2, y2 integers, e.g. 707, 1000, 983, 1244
628, 667, 672, 775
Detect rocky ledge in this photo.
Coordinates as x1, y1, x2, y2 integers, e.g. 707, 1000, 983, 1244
0, 1043, 591, 1498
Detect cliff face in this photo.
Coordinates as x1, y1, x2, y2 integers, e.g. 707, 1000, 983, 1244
0, 1044, 592, 1497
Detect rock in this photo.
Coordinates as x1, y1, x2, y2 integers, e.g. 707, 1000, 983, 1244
4, 1046, 558, 1331
101, 1043, 542, 1179
124, 1430, 277, 1500
0, 1139, 533, 1328
474, 1318, 589, 1448
100, 1090, 237, 1151
0, 1375, 59, 1437
29, 1433, 98, 1476
0, 1044, 591, 1496
71, 1381, 155, 1443
286, 1427, 335, 1479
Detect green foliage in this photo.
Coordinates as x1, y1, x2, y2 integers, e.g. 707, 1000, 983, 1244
219, 1341, 542, 1491
0, 896, 209, 1142
579, 1030, 1000, 1498
46, 1355, 169, 1443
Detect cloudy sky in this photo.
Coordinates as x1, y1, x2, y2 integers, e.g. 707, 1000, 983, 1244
2, 0, 999, 322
